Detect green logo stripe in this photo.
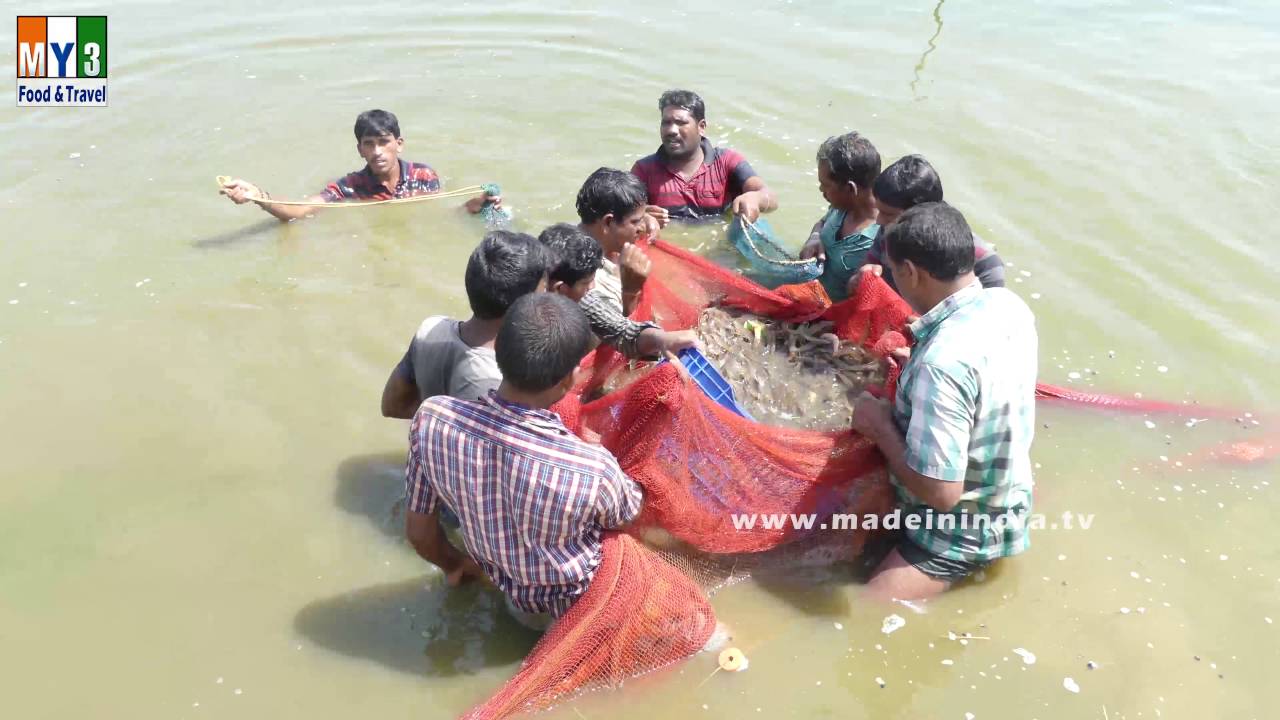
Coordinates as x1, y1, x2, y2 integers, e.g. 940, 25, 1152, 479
76, 16, 107, 78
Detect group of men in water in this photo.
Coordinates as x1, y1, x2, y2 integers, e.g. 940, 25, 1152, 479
221, 90, 1037, 628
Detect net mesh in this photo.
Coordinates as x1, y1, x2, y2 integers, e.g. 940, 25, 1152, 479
725, 216, 824, 289
463, 238, 915, 719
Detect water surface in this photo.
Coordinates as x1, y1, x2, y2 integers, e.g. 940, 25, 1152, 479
2, 1, 1278, 717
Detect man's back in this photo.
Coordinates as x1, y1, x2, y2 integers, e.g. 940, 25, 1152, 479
406, 394, 642, 615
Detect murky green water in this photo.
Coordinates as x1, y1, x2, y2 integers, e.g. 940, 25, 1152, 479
2, 1, 1279, 717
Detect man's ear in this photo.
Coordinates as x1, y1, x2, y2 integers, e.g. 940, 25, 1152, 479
550, 280, 570, 297
900, 259, 919, 287
697, 119, 707, 134
396, 136, 404, 151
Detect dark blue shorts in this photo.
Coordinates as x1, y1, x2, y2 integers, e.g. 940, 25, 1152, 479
897, 538, 990, 583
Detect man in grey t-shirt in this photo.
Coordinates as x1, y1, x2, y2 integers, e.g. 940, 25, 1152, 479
381, 231, 549, 419
393, 316, 502, 402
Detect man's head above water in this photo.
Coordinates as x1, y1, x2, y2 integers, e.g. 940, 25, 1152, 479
873, 154, 944, 231
353, 109, 404, 178
657, 89, 707, 161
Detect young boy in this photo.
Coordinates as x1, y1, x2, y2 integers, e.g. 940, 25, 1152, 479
851, 202, 1036, 601
220, 109, 497, 222
538, 223, 697, 359
380, 230, 548, 418
404, 293, 644, 629
851, 155, 1006, 296
799, 132, 882, 302
574, 168, 656, 317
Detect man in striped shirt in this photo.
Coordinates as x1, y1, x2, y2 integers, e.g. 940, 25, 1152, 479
404, 293, 643, 628
220, 109, 497, 222
631, 89, 777, 225
851, 202, 1037, 601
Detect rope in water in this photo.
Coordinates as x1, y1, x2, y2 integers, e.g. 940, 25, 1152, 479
215, 175, 489, 208
737, 216, 820, 267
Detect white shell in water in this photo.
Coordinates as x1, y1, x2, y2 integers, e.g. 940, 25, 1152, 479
881, 614, 906, 635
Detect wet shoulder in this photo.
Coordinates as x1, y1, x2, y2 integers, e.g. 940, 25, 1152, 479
417, 394, 481, 426
413, 315, 459, 341
631, 152, 661, 180
712, 144, 746, 168
976, 287, 1035, 329
920, 289, 1032, 367
406, 161, 438, 180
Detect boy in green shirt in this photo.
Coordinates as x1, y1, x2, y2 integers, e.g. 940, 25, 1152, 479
799, 132, 882, 302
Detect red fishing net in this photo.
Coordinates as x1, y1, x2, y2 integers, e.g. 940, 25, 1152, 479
462, 533, 717, 720
462, 239, 915, 719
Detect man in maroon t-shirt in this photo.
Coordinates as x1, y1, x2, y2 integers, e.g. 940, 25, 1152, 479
221, 109, 497, 222
630, 90, 777, 226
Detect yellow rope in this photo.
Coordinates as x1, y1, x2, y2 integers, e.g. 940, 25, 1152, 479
215, 175, 486, 208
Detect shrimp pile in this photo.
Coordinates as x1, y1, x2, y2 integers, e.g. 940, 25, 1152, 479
696, 307, 884, 430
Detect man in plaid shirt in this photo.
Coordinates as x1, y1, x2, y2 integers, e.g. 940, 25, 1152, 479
852, 202, 1037, 601
220, 109, 498, 222
404, 293, 643, 628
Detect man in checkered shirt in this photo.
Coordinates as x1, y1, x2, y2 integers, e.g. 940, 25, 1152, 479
852, 202, 1037, 601
220, 109, 498, 222
404, 293, 643, 629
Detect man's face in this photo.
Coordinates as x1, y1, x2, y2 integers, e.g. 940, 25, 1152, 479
817, 160, 856, 208
357, 133, 403, 176
660, 106, 704, 158
874, 195, 905, 229
601, 207, 648, 256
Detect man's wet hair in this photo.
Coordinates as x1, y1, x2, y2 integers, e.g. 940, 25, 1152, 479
496, 294, 593, 393
659, 89, 705, 122
354, 109, 400, 140
816, 132, 882, 190
884, 202, 975, 281
575, 168, 649, 224
464, 230, 549, 320
538, 223, 603, 287
874, 155, 944, 211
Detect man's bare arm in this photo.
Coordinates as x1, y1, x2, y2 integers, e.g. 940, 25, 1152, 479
381, 369, 420, 419
220, 178, 321, 222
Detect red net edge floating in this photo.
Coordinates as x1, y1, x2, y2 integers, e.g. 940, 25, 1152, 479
461, 533, 717, 720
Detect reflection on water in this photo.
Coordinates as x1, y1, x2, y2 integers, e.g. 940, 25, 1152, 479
911, 0, 947, 98
295, 578, 539, 678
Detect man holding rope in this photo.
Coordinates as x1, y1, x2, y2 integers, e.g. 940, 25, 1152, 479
220, 109, 498, 222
